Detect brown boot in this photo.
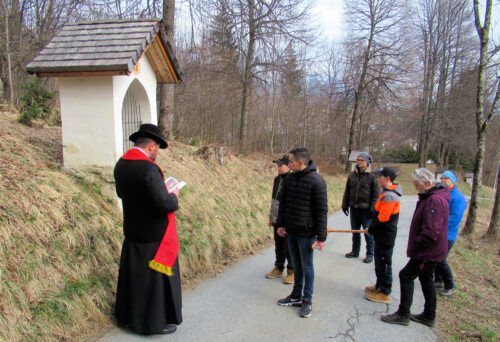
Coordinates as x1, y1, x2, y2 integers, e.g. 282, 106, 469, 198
283, 270, 294, 284
265, 267, 283, 279
366, 291, 391, 304
364, 285, 380, 295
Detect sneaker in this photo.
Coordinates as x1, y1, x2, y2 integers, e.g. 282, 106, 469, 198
363, 255, 374, 263
434, 281, 444, 290
266, 267, 283, 279
277, 293, 302, 307
283, 271, 294, 284
381, 312, 410, 326
364, 285, 380, 295
441, 288, 455, 297
300, 299, 312, 318
410, 313, 435, 327
345, 251, 359, 258
366, 291, 391, 304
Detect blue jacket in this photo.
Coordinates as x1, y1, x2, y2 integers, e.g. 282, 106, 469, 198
447, 186, 467, 241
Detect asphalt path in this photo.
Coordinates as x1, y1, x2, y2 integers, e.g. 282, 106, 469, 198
101, 196, 437, 342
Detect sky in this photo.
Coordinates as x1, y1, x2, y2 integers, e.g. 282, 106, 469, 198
312, 0, 345, 42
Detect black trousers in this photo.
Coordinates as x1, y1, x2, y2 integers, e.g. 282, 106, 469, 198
374, 243, 394, 295
397, 259, 436, 319
434, 240, 455, 290
273, 225, 293, 271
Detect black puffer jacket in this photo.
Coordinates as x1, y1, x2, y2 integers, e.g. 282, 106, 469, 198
342, 167, 379, 211
276, 160, 328, 242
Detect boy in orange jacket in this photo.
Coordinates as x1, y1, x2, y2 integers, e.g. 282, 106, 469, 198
365, 167, 402, 304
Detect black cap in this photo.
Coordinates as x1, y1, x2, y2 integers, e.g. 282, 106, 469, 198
273, 154, 289, 165
375, 167, 398, 181
129, 123, 168, 149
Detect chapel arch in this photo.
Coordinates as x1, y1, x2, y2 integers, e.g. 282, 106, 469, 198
121, 79, 152, 152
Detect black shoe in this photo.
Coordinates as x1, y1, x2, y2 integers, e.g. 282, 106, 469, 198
160, 324, 177, 334
116, 321, 129, 330
345, 252, 359, 258
300, 299, 312, 318
434, 281, 444, 289
363, 255, 374, 263
381, 312, 410, 326
440, 288, 455, 297
277, 293, 302, 307
410, 313, 435, 327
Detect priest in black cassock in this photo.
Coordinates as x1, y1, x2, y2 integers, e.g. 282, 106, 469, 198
114, 123, 182, 335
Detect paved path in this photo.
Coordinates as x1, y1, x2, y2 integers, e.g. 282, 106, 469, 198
100, 196, 437, 342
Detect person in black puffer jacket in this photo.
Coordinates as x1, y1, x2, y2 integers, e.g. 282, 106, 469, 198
341, 151, 379, 263
276, 147, 328, 319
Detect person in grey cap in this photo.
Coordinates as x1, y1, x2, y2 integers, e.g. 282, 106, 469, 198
266, 154, 294, 284
342, 151, 379, 263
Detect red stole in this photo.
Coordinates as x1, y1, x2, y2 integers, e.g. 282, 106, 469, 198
121, 148, 179, 276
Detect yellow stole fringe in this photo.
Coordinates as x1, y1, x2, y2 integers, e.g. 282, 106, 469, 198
149, 260, 174, 276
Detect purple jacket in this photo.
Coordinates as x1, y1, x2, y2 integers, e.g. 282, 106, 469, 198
407, 184, 450, 262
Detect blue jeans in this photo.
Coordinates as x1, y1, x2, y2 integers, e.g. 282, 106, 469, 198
374, 243, 394, 295
350, 208, 374, 256
434, 240, 455, 290
287, 234, 316, 301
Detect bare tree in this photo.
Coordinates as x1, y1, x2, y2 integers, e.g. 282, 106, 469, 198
158, 0, 176, 140
486, 162, 499, 239
462, 0, 500, 236
208, 0, 316, 152
1, 0, 14, 105
343, 0, 405, 171
414, 0, 476, 167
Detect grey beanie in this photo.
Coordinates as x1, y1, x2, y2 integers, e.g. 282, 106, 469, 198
357, 152, 372, 164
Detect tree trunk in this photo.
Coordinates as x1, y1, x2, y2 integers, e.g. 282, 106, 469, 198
239, 0, 256, 153
158, 0, 175, 140
485, 162, 499, 239
345, 29, 374, 172
462, 0, 492, 236
463, 130, 486, 236
2, 0, 14, 106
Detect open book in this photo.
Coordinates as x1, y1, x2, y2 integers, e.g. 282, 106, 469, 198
165, 176, 187, 193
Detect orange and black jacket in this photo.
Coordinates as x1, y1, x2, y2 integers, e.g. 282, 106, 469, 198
368, 184, 403, 246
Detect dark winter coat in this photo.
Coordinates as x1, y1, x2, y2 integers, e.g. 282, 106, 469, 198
368, 184, 403, 247
276, 160, 328, 242
269, 172, 289, 224
407, 183, 450, 262
342, 167, 379, 211
114, 158, 179, 242
272, 173, 288, 200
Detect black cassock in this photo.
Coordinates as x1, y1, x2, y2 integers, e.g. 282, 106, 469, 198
114, 155, 182, 334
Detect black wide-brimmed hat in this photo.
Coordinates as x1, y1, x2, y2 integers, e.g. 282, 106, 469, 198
129, 123, 168, 149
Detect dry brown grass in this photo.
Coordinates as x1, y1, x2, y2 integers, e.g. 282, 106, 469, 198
0, 111, 346, 341
435, 198, 499, 342
0, 112, 122, 341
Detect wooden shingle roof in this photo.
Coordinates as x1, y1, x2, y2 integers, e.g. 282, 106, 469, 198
26, 19, 182, 83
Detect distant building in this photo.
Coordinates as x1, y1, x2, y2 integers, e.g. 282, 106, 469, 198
464, 173, 474, 185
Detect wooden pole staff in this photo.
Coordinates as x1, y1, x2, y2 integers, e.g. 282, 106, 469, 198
327, 228, 368, 234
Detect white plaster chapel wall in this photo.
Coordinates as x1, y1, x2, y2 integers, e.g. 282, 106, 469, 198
58, 56, 158, 169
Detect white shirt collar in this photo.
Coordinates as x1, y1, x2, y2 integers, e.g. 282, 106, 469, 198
133, 147, 150, 158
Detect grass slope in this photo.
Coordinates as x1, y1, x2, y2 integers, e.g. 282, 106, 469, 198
0, 112, 344, 341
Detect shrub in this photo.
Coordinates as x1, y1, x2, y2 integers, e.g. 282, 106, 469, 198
383, 144, 419, 163
18, 79, 53, 125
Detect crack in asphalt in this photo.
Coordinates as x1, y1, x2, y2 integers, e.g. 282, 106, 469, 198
328, 304, 390, 341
